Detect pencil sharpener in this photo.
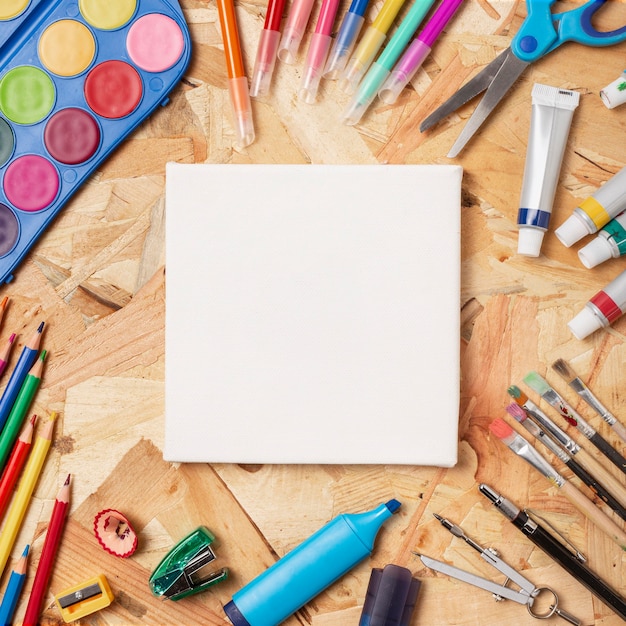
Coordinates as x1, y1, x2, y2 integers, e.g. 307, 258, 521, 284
54, 574, 114, 623
149, 526, 228, 601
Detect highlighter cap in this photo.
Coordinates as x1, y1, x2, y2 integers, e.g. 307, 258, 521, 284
250, 29, 281, 98
555, 213, 592, 247
359, 564, 421, 626
568, 306, 605, 340
600, 73, 626, 109
578, 235, 616, 269
517, 227, 545, 257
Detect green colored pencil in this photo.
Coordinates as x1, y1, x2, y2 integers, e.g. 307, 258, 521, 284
0, 350, 46, 472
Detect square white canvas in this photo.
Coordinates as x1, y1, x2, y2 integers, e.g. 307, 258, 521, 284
165, 163, 461, 465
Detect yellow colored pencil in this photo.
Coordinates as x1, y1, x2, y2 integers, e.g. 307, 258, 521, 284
0, 412, 56, 577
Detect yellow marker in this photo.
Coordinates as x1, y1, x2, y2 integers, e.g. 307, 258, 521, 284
55, 574, 114, 623
0, 412, 56, 576
340, 0, 408, 94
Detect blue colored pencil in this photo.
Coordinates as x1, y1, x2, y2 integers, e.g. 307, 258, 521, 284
0, 322, 43, 434
0, 544, 29, 625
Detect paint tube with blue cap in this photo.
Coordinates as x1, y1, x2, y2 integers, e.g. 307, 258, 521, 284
517, 84, 579, 257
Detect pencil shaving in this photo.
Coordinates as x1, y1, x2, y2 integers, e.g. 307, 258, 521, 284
94, 508, 137, 558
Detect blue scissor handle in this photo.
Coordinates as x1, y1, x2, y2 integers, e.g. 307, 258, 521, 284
512, 0, 626, 63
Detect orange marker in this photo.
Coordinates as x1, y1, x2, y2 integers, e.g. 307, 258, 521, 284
216, 0, 255, 148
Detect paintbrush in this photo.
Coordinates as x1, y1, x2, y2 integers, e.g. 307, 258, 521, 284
524, 371, 626, 476
489, 418, 626, 551
506, 403, 626, 522
508, 385, 626, 509
552, 358, 626, 444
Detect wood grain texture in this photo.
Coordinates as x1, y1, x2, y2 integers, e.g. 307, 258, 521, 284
0, 0, 625, 624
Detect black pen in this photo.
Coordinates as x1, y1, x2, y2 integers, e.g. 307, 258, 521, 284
479, 483, 626, 622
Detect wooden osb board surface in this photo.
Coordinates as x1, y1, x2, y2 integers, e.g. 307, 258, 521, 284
0, 0, 625, 624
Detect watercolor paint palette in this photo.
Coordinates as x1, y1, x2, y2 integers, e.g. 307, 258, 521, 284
0, 0, 191, 284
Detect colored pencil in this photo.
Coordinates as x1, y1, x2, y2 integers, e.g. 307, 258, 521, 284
0, 414, 36, 522
0, 332, 16, 379
0, 544, 29, 626
23, 475, 71, 626
0, 322, 43, 434
0, 412, 56, 576
0, 296, 8, 328
0, 350, 46, 472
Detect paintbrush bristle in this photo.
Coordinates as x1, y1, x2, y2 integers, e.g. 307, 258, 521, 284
489, 418, 515, 442
506, 403, 527, 422
552, 358, 576, 382
523, 371, 551, 395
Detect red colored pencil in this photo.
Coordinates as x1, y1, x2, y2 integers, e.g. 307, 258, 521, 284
0, 414, 35, 522
0, 332, 16, 378
23, 474, 71, 626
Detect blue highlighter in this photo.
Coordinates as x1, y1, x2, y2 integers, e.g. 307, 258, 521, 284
224, 499, 401, 626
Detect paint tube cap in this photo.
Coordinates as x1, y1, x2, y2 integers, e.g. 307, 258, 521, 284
517, 227, 544, 257
578, 236, 615, 269
600, 73, 626, 109
555, 214, 592, 247
568, 306, 604, 340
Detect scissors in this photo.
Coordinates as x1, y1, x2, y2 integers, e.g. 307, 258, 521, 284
415, 514, 581, 624
420, 0, 626, 157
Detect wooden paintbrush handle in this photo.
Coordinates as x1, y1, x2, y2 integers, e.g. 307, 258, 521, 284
611, 420, 626, 445
560, 480, 626, 551
577, 448, 626, 509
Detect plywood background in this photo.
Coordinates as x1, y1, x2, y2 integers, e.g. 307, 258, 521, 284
0, 0, 625, 624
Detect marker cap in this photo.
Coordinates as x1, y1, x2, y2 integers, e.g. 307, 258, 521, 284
578, 236, 615, 269
568, 306, 605, 340
555, 213, 592, 247
250, 29, 281, 98
517, 227, 545, 257
600, 73, 626, 109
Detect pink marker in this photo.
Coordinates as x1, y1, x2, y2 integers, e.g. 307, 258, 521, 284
569, 269, 626, 339
299, 0, 341, 103
0, 334, 16, 379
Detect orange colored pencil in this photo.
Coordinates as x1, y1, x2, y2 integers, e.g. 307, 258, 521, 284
0, 414, 36, 521
0, 332, 16, 378
23, 474, 71, 626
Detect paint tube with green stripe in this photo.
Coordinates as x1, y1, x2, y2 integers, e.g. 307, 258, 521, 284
556, 166, 626, 247
578, 210, 626, 268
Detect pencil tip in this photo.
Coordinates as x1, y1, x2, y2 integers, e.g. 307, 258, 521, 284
37, 321, 44, 333
64, 474, 71, 485
29, 414, 36, 425
8, 333, 15, 343
22, 544, 30, 557
40, 349, 47, 361
0, 296, 7, 308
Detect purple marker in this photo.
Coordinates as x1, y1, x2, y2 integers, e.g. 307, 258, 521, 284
378, 0, 465, 104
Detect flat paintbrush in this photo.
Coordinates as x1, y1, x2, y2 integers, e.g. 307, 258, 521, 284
489, 418, 626, 552
508, 385, 626, 509
524, 371, 626, 476
506, 403, 626, 522
552, 358, 626, 444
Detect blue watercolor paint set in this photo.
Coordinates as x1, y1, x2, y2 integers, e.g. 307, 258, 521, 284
0, 0, 191, 284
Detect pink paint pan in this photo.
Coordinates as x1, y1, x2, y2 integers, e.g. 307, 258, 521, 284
0, 0, 191, 283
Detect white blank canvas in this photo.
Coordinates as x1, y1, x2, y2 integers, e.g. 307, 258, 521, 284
165, 163, 461, 465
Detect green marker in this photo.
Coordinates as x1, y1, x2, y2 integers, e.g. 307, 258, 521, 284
0, 350, 46, 472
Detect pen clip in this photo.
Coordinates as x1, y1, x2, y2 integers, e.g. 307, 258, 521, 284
525, 508, 586, 563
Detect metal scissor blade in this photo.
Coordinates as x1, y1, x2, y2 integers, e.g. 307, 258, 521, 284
447, 49, 529, 157
416, 554, 531, 605
420, 49, 510, 133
